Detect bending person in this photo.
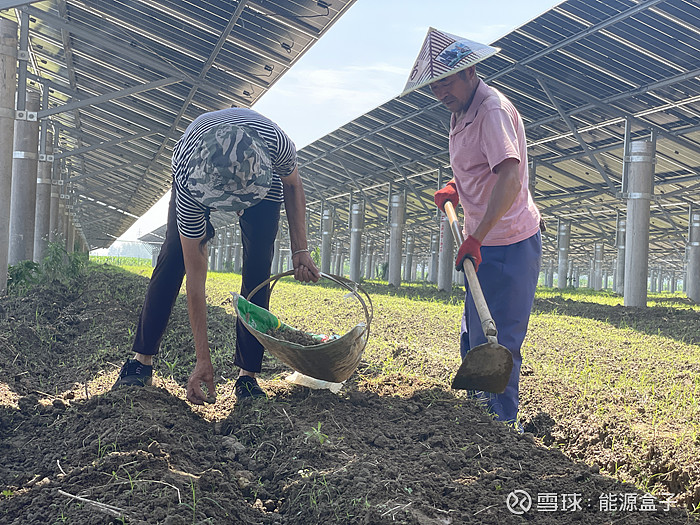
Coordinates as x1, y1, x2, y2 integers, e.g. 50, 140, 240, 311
113, 108, 320, 404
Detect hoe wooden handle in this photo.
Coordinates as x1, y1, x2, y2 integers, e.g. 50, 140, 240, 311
443, 201, 498, 341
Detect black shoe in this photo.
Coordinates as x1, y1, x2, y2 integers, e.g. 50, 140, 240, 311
234, 376, 266, 400
112, 359, 153, 389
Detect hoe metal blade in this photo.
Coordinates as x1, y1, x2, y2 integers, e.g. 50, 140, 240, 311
451, 341, 513, 393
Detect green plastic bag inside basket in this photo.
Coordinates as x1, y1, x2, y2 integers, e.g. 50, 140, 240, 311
233, 293, 340, 343
233, 294, 295, 333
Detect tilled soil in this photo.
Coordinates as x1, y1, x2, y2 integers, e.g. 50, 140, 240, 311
0, 264, 696, 524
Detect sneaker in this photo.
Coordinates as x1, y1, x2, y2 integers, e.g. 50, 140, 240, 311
235, 376, 266, 400
112, 358, 153, 389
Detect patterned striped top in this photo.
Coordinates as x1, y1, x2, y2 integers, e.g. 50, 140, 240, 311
172, 108, 297, 239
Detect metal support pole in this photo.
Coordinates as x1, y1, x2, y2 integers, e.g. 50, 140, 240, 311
687, 207, 700, 303
349, 202, 363, 282
557, 219, 571, 289
0, 18, 17, 293
623, 140, 655, 307
388, 193, 405, 287
9, 90, 40, 264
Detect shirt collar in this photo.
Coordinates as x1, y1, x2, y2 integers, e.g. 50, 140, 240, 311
450, 79, 489, 136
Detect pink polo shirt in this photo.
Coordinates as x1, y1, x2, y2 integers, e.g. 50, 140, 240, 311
450, 79, 540, 246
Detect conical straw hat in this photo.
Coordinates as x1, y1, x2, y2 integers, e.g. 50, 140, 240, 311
401, 27, 499, 96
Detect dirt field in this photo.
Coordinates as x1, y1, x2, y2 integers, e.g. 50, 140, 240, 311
0, 264, 697, 524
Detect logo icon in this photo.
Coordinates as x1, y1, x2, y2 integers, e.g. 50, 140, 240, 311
506, 490, 532, 515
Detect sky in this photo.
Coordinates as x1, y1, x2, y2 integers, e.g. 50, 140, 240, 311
113, 0, 562, 245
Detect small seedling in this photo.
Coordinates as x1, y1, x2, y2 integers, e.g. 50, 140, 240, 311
304, 422, 329, 445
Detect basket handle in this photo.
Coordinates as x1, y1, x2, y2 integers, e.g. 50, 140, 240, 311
244, 270, 373, 331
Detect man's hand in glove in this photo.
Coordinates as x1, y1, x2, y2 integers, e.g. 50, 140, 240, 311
433, 178, 459, 212
455, 235, 482, 272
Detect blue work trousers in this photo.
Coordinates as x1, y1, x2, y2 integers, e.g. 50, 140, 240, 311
460, 231, 541, 424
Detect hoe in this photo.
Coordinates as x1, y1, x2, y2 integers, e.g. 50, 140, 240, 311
444, 201, 513, 394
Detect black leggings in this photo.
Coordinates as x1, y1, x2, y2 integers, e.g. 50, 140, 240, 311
131, 181, 280, 374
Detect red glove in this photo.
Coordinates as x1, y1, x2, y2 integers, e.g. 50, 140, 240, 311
433, 179, 459, 212
455, 235, 482, 272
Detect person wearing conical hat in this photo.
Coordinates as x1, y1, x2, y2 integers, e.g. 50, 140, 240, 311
403, 28, 542, 431
112, 108, 320, 404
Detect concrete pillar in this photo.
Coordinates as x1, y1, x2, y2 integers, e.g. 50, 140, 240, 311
335, 244, 344, 276
649, 269, 657, 293
228, 226, 235, 271
49, 161, 60, 242
364, 240, 373, 280
568, 260, 574, 287
67, 214, 75, 253
56, 190, 65, 243
546, 259, 554, 287
8, 90, 40, 264
437, 214, 454, 292
349, 203, 363, 282
404, 233, 414, 282
624, 140, 655, 307
215, 232, 224, 271
272, 234, 280, 275
33, 130, 53, 262
557, 219, 571, 289
62, 196, 71, 248
321, 207, 333, 274
151, 245, 161, 267
429, 233, 439, 284
593, 243, 603, 291
670, 271, 677, 294
615, 215, 626, 294
0, 18, 17, 293
234, 226, 243, 273
657, 268, 664, 293
687, 207, 700, 303
388, 193, 405, 287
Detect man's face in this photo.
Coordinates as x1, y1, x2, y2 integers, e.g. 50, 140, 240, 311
429, 68, 477, 114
